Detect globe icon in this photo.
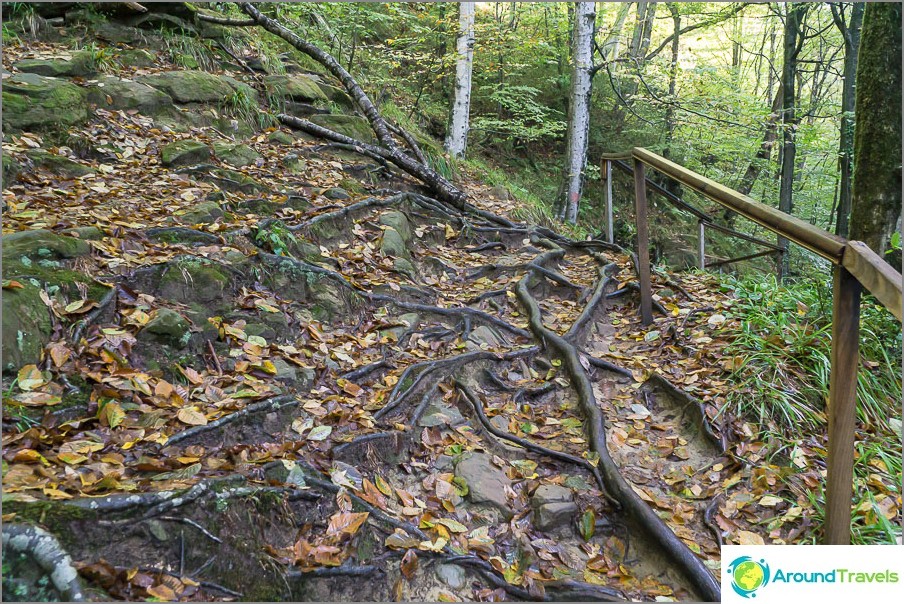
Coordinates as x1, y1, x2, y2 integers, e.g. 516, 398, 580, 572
734, 560, 765, 591
728, 556, 770, 598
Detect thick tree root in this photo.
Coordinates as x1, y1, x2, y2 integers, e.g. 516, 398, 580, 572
515, 254, 721, 602
166, 395, 297, 446
455, 380, 617, 506
2, 523, 86, 601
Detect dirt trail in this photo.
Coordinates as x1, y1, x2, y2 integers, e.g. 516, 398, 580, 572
2, 32, 737, 604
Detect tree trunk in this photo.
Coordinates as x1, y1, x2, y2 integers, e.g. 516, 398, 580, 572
555, 1, 596, 224
833, 3, 864, 238
446, 2, 475, 159
663, 4, 680, 161
777, 3, 807, 281
850, 3, 902, 258
599, 2, 633, 62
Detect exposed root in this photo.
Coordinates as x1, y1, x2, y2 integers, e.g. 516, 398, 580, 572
166, 395, 297, 446
515, 254, 721, 602
2, 523, 86, 602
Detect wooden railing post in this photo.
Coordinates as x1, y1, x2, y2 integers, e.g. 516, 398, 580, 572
698, 221, 706, 269
633, 159, 653, 325
824, 264, 862, 544
605, 159, 614, 244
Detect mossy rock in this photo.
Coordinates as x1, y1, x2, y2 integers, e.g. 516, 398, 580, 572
267, 130, 295, 145
13, 51, 96, 77
1, 73, 88, 132
323, 187, 350, 200
309, 114, 374, 143
138, 70, 234, 104
282, 153, 306, 174
175, 201, 224, 226
139, 308, 191, 348
198, 167, 267, 194
213, 143, 261, 167
262, 74, 327, 103
158, 259, 230, 307
316, 82, 354, 109
308, 279, 361, 322
161, 140, 212, 167
146, 227, 221, 245
378, 211, 412, 242
221, 75, 259, 103
94, 21, 143, 43
3, 155, 21, 185
24, 150, 94, 179
116, 49, 157, 68
2, 229, 91, 261
85, 76, 174, 115
2, 281, 52, 373
61, 226, 104, 241
380, 227, 409, 259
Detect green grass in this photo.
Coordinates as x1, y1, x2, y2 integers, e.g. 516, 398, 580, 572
717, 272, 902, 545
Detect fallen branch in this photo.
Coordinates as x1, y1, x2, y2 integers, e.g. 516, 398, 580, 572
166, 395, 297, 446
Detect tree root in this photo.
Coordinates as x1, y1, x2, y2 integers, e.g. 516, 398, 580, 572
455, 380, 617, 507
515, 256, 721, 602
2, 523, 86, 602
71, 284, 118, 346
165, 395, 297, 446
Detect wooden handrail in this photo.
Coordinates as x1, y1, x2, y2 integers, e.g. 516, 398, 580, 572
603, 147, 902, 547
631, 147, 848, 263
842, 241, 903, 321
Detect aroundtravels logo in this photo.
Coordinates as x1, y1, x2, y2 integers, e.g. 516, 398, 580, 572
727, 556, 771, 598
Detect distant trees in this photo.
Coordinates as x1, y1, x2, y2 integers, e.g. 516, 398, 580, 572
850, 2, 902, 258
446, 2, 475, 159
555, 1, 596, 224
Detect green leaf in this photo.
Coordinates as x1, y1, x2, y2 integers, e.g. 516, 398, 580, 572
580, 509, 595, 541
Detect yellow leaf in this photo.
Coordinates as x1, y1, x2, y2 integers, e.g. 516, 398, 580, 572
17, 365, 46, 392
177, 407, 208, 426
738, 530, 765, 545
100, 401, 126, 428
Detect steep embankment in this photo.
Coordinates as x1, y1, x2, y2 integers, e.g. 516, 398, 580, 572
1, 8, 766, 602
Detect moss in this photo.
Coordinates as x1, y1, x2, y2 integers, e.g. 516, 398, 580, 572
1, 74, 88, 132
137, 70, 234, 104
309, 114, 375, 143
160, 139, 212, 167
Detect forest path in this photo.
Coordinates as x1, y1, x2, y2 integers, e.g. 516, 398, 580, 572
3, 37, 739, 603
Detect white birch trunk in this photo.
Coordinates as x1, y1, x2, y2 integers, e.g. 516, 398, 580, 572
558, 1, 596, 224
446, 2, 475, 159
600, 2, 633, 62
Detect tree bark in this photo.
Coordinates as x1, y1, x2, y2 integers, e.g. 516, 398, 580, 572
663, 4, 680, 160
446, 2, 475, 159
598, 2, 633, 63
555, 2, 596, 224
833, 3, 864, 238
850, 3, 902, 258
777, 3, 808, 281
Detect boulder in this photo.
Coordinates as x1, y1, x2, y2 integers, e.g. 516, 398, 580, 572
418, 401, 466, 428
161, 140, 212, 167
380, 227, 409, 259
213, 142, 260, 167
138, 70, 234, 103
176, 201, 224, 225
2, 281, 52, 372
454, 452, 512, 518
309, 114, 374, 143
85, 76, 173, 114
467, 325, 507, 350
531, 484, 577, 531
158, 260, 229, 306
3, 155, 20, 184
2, 229, 90, 261
378, 211, 411, 242
95, 22, 143, 44
116, 49, 157, 68
322, 187, 349, 200
316, 82, 354, 108
140, 308, 191, 348
2, 73, 88, 131
262, 74, 327, 103
436, 564, 467, 590
13, 51, 96, 77
268, 130, 295, 145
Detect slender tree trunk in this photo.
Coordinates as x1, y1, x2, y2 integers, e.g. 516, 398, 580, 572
599, 2, 633, 62
777, 3, 807, 281
850, 3, 902, 258
737, 87, 783, 197
446, 2, 475, 159
555, 1, 596, 224
663, 4, 680, 160
833, 3, 864, 238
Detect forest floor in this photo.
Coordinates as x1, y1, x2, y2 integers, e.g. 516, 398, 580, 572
2, 16, 891, 604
